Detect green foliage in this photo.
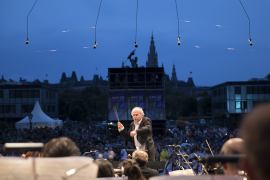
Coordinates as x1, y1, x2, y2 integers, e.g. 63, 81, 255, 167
69, 99, 88, 121
165, 82, 186, 120
58, 98, 68, 119
0, 75, 7, 82
0, 121, 9, 130
196, 91, 209, 97
69, 105, 84, 121
180, 97, 198, 116
199, 95, 211, 115
266, 74, 270, 79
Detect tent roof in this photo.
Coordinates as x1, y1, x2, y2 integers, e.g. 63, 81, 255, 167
16, 116, 30, 124
31, 101, 56, 123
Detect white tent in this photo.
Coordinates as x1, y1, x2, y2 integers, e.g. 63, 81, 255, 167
15, 116, 31, 129
16, 101, 57, 130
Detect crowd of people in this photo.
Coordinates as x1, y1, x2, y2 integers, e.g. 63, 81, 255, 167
0, 122, 239, 163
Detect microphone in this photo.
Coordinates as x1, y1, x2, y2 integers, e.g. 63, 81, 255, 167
134, 41, 138, 48
25, 38, 29, 44
93, 41, 98, 49
84, 150, 99, 155
248, 39, 253, 46
177, 37, 181, 45
198, 154, 246, 164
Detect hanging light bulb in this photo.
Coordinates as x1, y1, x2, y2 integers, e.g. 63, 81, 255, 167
93, 41, 98, 49
248, 39, 253, 46
134, 41, 138, 48
25, 38, 29, 44
178, 37, 181, 45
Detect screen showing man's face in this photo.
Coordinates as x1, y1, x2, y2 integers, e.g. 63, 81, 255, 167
132, 110, 143, 122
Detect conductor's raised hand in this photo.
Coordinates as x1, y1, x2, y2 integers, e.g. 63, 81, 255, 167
118, 122, 123, 129
130, 130, 136, 137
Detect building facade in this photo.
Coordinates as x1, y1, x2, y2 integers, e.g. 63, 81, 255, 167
0, 84, 58, 122
211, 81, 270, 127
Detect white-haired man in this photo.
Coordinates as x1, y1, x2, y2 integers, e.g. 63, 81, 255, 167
118, 107, 156, 161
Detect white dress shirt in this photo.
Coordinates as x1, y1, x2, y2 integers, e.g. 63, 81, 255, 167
119, 119, 146, 151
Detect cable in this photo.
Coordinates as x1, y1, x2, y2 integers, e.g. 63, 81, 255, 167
93, 0, 103, 49
26, 0, 38, 44
175, 0, 181, 45
134, 0, 138, 48
238, 0, 252, 45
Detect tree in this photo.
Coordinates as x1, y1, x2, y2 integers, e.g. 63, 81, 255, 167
165, 82, 186, 120
199, 95, 211, 115
196, 91, 209, 97
180, 97, 198, 116
69, 98, 88, 121
58, 98, 68, 119
69, 105, 84, 121
266, 74, 270, 79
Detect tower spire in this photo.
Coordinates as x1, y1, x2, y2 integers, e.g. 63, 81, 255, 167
146, 32, 158, 67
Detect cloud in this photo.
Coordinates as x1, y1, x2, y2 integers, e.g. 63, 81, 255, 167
185, 21, 191, 23
215, 25, 222, 27
61, 30, 70, 33
49, 50, 57, 52
90, 27, 95, 28
227, 48, 235, 50
82, 47, 89, 49
36, 51, 42, 52
195, 46, 200, 48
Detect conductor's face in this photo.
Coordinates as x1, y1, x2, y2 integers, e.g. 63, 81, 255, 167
132, 110, 143, 122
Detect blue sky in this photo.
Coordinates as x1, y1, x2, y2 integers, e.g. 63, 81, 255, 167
1, 0, 269, 86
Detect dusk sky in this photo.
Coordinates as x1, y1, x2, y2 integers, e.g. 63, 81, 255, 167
1, 0, 269, 87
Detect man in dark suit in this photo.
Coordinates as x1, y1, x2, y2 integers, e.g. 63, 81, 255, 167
133, 150, 159, 180
118, 107, 156, 161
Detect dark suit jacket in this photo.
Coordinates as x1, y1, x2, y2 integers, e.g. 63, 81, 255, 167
120, 117, 156, 161
140, 165, 159, 180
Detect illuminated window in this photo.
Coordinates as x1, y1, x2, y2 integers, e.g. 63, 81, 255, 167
235, 101, 247, 109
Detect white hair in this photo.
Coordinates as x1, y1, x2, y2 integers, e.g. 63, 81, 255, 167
131, 107, 144, 116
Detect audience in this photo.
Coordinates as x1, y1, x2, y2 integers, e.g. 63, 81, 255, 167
121, 159, 146, 180
241, 102, 270, 180
42, 137, 79, 157
95, 159, 115, 178
132, 150, 159, 180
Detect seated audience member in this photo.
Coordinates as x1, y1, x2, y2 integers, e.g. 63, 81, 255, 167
123, 161, 146, 180
42, 137, 79, 157
241, 103, 270, 180
220, 138, 244, 175
95, 159, 115, 178
25, 151, 41, 158
132, 150, 159, 180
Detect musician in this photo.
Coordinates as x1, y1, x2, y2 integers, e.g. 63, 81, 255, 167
118, 107, 155, 161
220, 138, 244, 175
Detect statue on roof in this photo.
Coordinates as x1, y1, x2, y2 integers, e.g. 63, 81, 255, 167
127, 50, 138, 68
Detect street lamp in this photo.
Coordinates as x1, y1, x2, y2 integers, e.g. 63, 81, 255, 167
28, 113, 33, 130
9, 111, 13, 129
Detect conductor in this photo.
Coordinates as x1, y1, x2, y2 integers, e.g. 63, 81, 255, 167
118, 107, 156, 161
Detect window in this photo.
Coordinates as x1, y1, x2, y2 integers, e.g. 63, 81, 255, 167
28, 90, 33, 98
9, 90, 15, 98
247, 86, 252, 94
52, 105, 55, 112
213, 90, 217, 97
259, 86, 264, 94
16, 90, 22, 98
266, 86, 270, 94
223, 102, 226, 109
46, 91, 48, 98
218, 89, 221, 96
235, 101, 247, 109
47, 105, 51, 112
253, 86, 258, 94
0, 105, 3, 113
21, 105, 28, 113
34, 90, 40, 98
53, 92, 55, 99
235, 86, 241, 94
49, 92, 52, 99
0, 90, 3, 98
224, 87, 226, 95
43, 104, 47, 112
10, 105, 16, 113
4, 105, 10, 113
22, 90, 28, 98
